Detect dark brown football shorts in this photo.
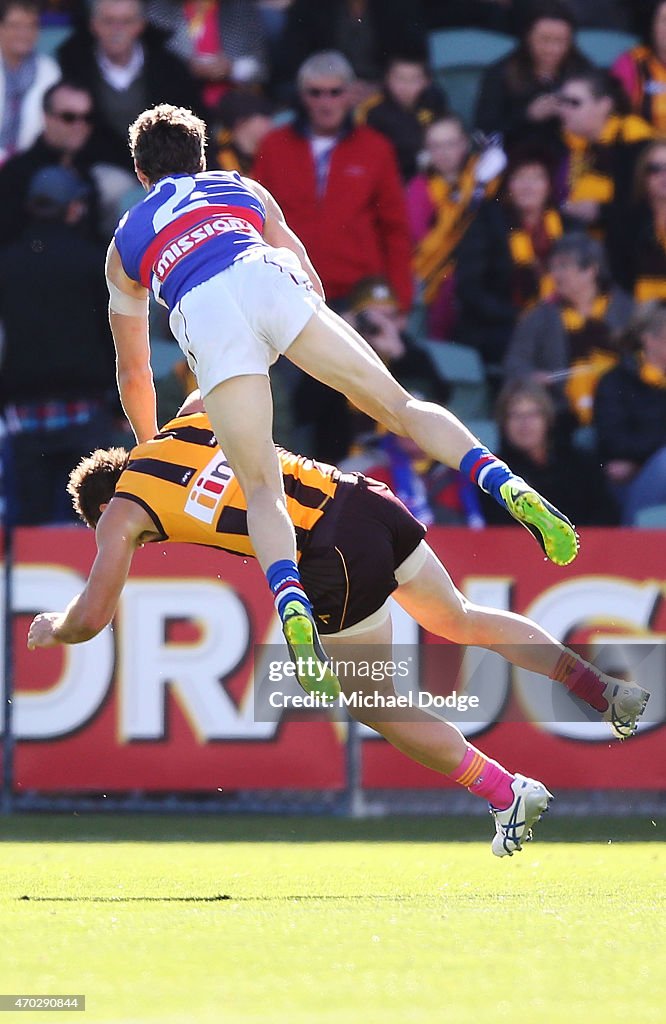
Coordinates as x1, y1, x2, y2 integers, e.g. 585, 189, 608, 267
298, 474, 427, 634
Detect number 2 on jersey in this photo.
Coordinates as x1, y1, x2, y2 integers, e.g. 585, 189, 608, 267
152, 176, 209, 233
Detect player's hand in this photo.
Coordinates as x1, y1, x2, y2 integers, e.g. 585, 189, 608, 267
27, 613, 63, 650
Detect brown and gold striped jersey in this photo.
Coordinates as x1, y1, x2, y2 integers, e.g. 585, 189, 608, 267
114, 412, 349, 557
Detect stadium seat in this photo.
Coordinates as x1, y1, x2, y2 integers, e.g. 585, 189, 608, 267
37, 25, 73, 56
417, 338, 484, 383
571, 425, 598, 453
634, 503, 666, 528
575, 29, 638, 68
417, 338, 490, 418
427, 28, 515, 126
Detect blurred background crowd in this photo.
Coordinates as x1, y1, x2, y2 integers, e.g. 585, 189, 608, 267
1, 0, 666, 530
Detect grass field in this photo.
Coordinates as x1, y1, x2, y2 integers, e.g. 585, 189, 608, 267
1, 814, 664, 1024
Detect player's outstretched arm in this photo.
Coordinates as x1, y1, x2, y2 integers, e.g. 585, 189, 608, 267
105, 240, 157, 444
242, 177, 325, 300
27, 503, 138, 648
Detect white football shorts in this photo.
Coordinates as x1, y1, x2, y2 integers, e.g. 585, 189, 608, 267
168, 246, 323, 397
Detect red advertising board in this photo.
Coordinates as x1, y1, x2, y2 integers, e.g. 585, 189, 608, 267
3, 526, 665, 792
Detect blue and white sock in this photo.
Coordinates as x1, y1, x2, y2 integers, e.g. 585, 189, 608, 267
460, 446, 514, 506
267, 559, 313, 621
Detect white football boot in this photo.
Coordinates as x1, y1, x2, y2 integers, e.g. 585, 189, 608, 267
600, 676, 650, 740
490, 774, 554, 858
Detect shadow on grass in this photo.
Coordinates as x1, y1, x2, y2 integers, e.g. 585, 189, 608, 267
1, 814, 663, 844
18, 894, 436, 903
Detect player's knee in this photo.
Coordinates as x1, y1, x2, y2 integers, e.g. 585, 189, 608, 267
234, 465, 282, 501
383, 398, 410, 434
386, 394, 434, 438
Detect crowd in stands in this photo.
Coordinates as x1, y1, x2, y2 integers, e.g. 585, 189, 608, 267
1, 0, 665, 530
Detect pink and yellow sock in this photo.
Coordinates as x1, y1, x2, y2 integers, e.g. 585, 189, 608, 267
448, 745, 515, 810
551, 651, 608, 712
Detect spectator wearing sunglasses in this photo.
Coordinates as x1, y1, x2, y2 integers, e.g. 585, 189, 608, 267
253, 50, 413, 314
0, 0, 60, 165
555, 68, 652, 268
0, 79, 105, 243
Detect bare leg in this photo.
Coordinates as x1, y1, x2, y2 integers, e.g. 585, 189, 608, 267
393, 543, 650, 738
287, 306, 479, 468
325, 618, 467, 774
202, 374, 296, 572
394, 543, 569, 678
328, 615, 553, 855
287, 308, 579, 567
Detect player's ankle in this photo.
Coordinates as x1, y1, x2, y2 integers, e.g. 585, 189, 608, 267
267, 559, 313, 620
460, 445, 513, 504
551, 651, 608, 712
447, 744, 515, 809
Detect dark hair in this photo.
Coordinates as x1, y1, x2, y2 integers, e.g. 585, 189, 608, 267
505, 0, 586, 94
520, 0, 577, 34
68, 447, 130, 528
0, 0, 39, 21
561, 68, 631, 114
383, 50, 430, 75
502, 143, 556, 206
129, 104, 207, 184
549, 232, 611, 289
43, 80, 93, 114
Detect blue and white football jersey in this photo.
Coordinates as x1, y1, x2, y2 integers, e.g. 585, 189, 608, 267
114, 170, 267, 309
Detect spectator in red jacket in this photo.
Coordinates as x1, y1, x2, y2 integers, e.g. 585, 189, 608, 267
252, 50, 413, 312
